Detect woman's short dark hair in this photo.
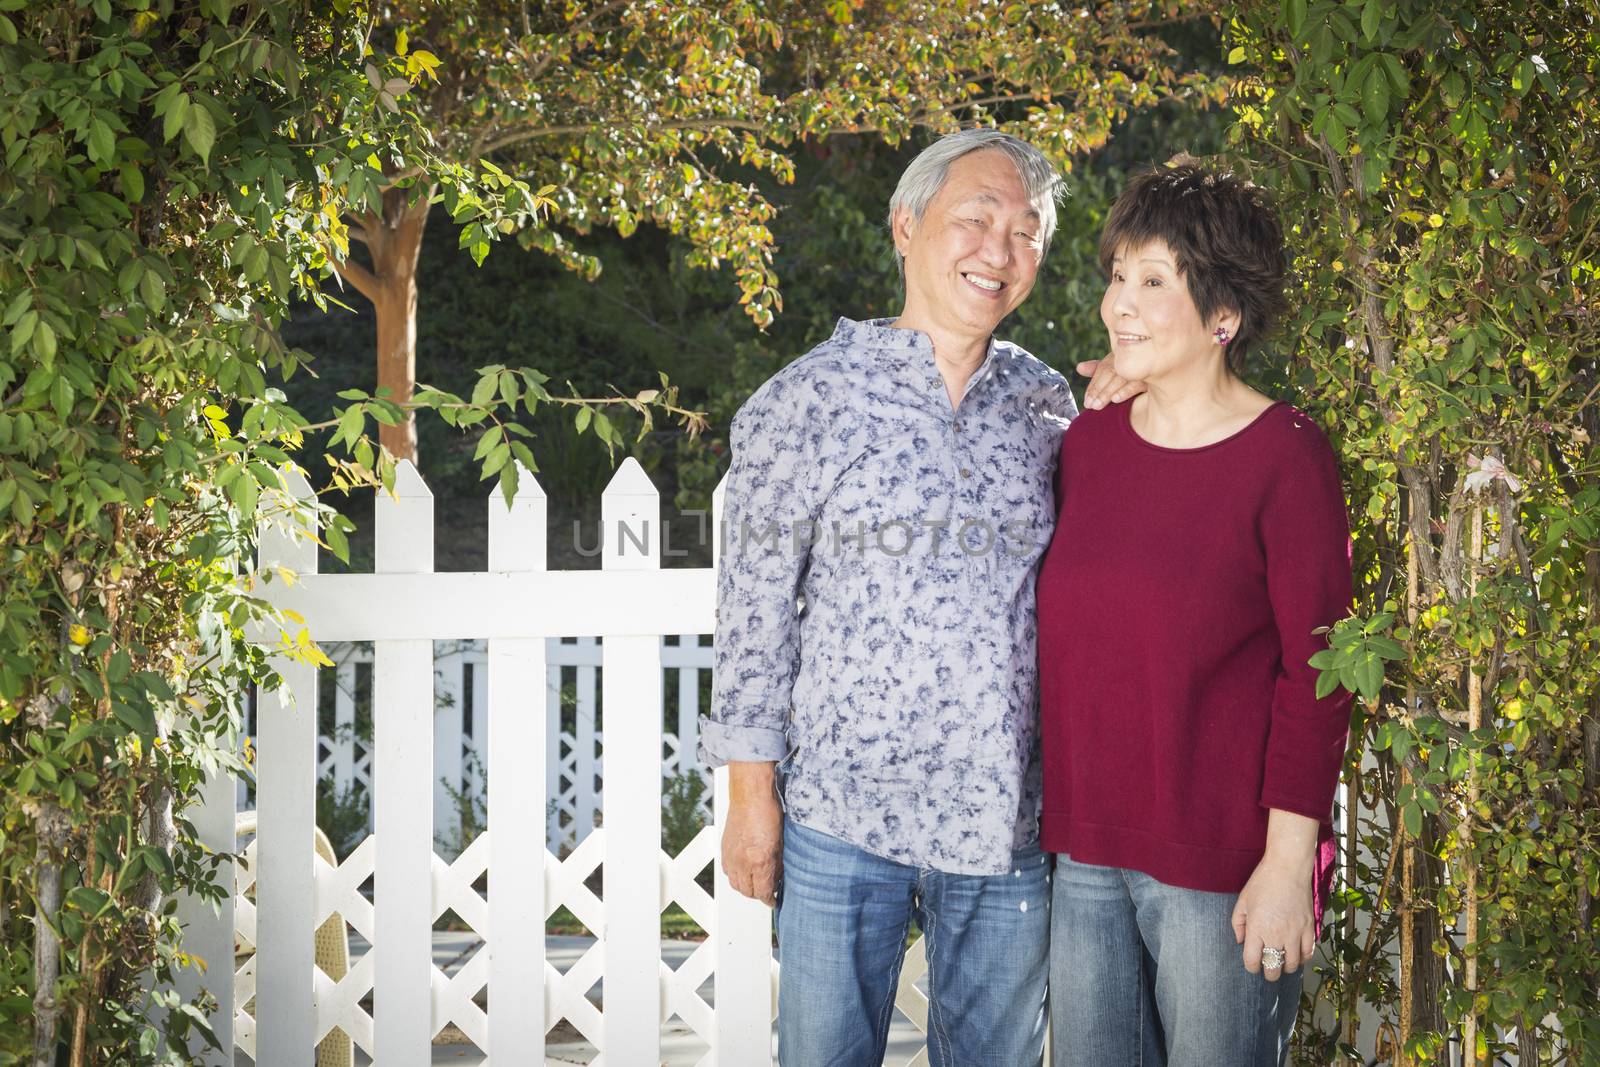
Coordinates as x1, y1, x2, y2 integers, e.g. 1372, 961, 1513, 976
1098, 162, 1288, 373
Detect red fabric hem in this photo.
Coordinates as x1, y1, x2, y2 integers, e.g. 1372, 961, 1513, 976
1041, 811, 1338, 933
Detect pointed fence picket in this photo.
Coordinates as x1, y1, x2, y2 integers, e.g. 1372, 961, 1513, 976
207, 458, 941, 1066
601, 460, 664, 1064
486, 463, 546, 1059
253, 469, 319, 1067
372, 462, 435, 1067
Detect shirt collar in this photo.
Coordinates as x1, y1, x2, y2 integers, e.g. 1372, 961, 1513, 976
830, 316, 933, 356
832, 316, 1009, 369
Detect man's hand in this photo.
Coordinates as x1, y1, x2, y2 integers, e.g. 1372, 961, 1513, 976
722, 761, 783, 906
1075, 352, 1145, 410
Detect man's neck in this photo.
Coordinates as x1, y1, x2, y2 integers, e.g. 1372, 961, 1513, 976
889, 309, 993, 410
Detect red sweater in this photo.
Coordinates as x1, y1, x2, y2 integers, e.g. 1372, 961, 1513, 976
1037, 399, 1353, 922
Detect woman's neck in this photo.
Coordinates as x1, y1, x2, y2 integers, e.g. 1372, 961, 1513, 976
1133, 357, 1265, 447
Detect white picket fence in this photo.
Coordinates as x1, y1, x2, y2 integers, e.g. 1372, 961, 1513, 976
239, 634, 716, 856
180, 459, 939, 1067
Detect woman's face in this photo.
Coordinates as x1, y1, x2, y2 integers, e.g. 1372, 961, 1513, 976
1099, 238, 1228, 383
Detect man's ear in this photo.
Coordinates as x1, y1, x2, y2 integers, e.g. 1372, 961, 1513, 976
891, 207, 916, 259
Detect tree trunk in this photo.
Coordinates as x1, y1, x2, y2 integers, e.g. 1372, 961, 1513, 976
338, 181, 433, 464
1410, 826, 1450, 1067
1516, 1014, 1539, 1065
30, 799, 71, 1067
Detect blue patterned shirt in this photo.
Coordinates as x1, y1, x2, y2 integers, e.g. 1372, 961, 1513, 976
700, 317, 1078, 875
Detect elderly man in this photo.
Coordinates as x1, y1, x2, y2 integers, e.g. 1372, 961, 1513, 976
699, 129, 1135, 1066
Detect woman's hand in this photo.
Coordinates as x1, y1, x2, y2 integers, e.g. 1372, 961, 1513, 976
1074, 351, 1145, 410
1230, 809, 1320, 981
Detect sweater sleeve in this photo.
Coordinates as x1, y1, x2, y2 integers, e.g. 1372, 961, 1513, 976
1257, 415, 1354, 823
698, 374, 820, 768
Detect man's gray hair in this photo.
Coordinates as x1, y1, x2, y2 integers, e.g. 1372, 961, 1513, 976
887, 129, 1063, 276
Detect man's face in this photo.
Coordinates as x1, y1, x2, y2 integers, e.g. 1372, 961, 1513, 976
894, 149, 1045, 339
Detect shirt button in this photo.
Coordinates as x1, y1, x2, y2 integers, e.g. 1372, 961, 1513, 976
953, 420, 963, 432
960, 468, 972, 479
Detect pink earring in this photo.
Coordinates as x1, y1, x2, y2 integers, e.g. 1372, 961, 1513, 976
1214, 327, 1231, 345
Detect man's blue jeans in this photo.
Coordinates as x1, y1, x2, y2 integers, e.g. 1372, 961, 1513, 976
775, 817, 1051, 1067
1048, 854, 1302, 1067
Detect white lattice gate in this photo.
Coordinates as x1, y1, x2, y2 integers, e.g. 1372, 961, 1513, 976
184, 459, 936, 1067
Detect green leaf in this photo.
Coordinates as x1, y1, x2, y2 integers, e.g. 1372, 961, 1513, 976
228, 472, 260, 517
1324, 114, 1348, 154
574, 406, 592, 434
1379, 52, 1409, 98
66, 887, 111, 916
1513, 57, 1536, 94
1227, 45, 1246, 65
50, 375, 73, 418
10, 308, 36, 352
324, 522, 350, 563
1285, 0, 1307, 37
509, 440, 538, 473
1353, 654, 1384, 699
335, 405, 363, 446
162, 92, 190, 144
473, 424, 503, 460
112, 699, 157, 737
2, 289, 29, 325
497, 460, 519, 506
183, 100, 217, 165
470, 372, 498, 407
33, 320, 56, 363
1366, 635, 1408, 660
1362, 65, 1389, 122
1401, 800, 1422, 838
480, 442, 511, 478
88, 118, 116, 165
139, 268, 166, 313
1356, 0, 1382, 40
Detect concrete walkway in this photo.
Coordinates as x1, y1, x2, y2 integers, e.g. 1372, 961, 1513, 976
238, 930, 927, 1066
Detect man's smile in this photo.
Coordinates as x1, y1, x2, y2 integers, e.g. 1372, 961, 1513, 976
962, 271, 1006, 295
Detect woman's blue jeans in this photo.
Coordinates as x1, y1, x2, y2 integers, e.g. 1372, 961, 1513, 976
775, 817, 1051, 1067
1048, 854, 1302, 1067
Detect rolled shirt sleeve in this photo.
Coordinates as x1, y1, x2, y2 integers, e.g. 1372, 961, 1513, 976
699, 376, 820, 768
1257, 424, 1356, 822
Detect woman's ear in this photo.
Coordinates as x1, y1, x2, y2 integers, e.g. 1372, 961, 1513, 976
1215, 308, 1243, 343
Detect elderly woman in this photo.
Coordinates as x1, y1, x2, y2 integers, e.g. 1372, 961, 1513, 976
1035, 163, 1353, 1066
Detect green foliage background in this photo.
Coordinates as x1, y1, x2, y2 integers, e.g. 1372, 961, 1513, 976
1226, 1, 1600, 1061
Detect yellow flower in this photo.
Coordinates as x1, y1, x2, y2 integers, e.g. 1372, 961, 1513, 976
68, 624, 91, 646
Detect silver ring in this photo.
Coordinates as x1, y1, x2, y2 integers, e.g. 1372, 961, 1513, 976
1261, 946, 1286, 971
